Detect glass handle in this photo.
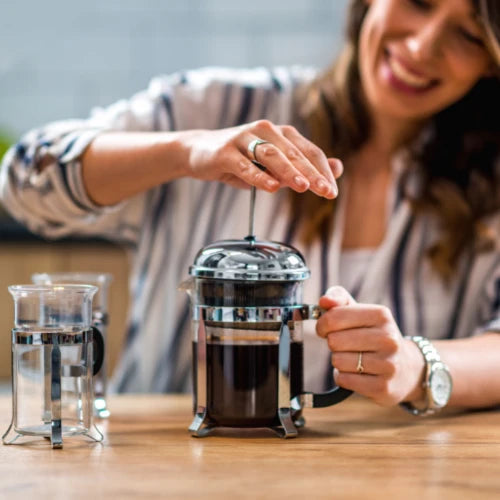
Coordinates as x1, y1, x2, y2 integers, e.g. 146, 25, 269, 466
91, 327, 105, 376
50, 343, 63, 448
292, 304, 353, 409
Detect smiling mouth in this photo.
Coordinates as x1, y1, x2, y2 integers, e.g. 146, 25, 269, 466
384, 50, 438, 91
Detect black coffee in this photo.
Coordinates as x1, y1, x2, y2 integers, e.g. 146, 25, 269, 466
193, 341, 303, 428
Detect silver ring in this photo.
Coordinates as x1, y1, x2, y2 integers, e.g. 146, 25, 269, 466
247, 139, 270, 164
356, 352, 364, 374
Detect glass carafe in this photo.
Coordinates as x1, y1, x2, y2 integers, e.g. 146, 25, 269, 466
32, 273, 112, 418
3, 284, 104, 448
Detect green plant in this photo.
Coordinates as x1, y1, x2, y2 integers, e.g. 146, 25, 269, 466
0, 130, 13, 162
0, 130, 14, 216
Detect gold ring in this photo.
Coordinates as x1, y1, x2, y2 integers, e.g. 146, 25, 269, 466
356, 352, 364, 374
247, 138, 270, 164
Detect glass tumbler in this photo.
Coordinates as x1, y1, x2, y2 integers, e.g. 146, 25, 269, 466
32, 273, 112, 418
2, 284, 104, 448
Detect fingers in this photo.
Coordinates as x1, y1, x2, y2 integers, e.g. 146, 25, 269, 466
328, 158, 343, 179
333, 369, 391, 402
219, 173, 252, 191
324, 327, 396, 352
245, 137, 314, 193
239, 120, 340, 199
316, 304, 395, 337
226, 151, 281, 193
331, 351, 396, 376
281, 125, 338, 198
319, 286, 356, 310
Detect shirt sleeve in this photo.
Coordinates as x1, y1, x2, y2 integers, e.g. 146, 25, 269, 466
0, 65, 316, 243
475, 215, 500, 334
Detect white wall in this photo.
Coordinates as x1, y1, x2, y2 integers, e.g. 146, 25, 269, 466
0, 0, 349, 135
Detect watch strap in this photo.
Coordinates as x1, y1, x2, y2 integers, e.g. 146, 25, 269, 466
399, 336, 451, 416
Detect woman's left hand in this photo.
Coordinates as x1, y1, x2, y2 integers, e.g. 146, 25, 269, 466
316, 286, 426, 406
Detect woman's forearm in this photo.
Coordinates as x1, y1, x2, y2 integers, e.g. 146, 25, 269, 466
434, 333, 500, 409
81, 131, 190, 206
81, 122, 342, 207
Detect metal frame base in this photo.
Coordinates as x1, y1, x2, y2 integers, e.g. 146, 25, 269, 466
188, 410, 306, 439
2, 422, 104, 448
189, 305, 309, 439
189, 409, 216, 438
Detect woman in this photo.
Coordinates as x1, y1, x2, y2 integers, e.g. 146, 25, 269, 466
1, 0, 500, 413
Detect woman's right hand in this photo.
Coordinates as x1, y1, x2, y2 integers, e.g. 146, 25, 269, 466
183, 120, 343, 199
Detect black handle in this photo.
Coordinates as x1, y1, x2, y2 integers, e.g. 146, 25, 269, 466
300, 304, 353, 408
310, 385, 353, 408
91, 326, 105, 376
292, 378, 352, 409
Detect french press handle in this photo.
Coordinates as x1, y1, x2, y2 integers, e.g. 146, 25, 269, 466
291, 305, 353, 409
296, 384, 353, 409
91, 326, 105, 376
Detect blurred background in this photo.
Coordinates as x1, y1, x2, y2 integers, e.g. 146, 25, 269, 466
0, 0, 349, 386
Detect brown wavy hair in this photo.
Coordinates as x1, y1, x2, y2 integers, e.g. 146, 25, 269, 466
292, 0, 500, 281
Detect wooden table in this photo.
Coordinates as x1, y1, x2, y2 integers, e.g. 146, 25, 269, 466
1, 394, 500, 499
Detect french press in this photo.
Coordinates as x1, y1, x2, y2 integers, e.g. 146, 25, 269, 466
183, 187, 352, 438
2, 284, 104, 448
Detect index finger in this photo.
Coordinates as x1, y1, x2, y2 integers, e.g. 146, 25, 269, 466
316, 304, 389, 338
319, 286, 357, 309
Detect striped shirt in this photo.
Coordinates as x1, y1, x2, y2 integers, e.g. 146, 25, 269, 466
1, 66, 500, 394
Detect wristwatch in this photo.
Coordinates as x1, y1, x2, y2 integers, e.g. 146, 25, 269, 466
400, 336, 453, 416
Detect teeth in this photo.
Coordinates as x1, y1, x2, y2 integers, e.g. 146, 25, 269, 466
388, 56, 432, 89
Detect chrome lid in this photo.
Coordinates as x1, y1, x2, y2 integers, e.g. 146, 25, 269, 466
189, 237, 310, 281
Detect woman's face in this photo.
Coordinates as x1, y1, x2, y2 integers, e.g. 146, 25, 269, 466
359, 0, 493, 123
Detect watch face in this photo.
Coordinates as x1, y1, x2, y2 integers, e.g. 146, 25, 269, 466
430, 367, 452, 407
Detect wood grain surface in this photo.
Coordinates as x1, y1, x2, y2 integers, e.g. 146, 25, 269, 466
1, 394, 500, 499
